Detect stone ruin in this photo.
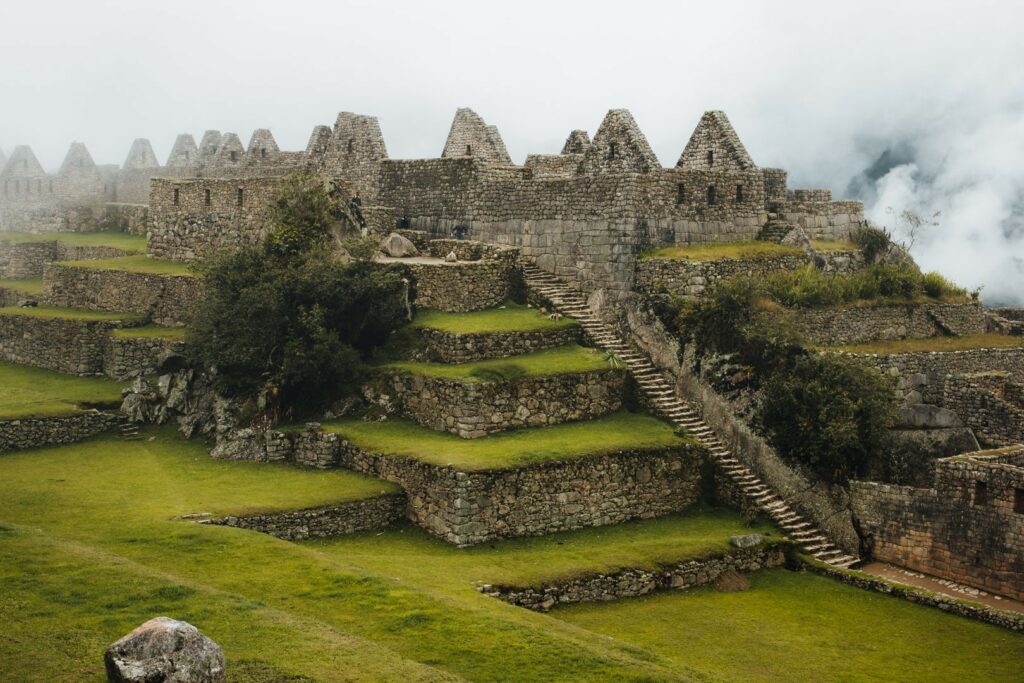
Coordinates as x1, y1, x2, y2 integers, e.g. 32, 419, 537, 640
1, 105, 1023, 616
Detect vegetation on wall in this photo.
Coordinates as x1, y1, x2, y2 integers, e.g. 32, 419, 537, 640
189, 173, 411, 416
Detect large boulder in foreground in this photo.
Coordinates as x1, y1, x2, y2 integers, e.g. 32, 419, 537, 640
380, 232, 419, 258
104, 617, 225, 683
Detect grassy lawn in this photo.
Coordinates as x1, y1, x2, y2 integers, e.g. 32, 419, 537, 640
810, 239, 860, 253
0, 432, 695, 681
822, 332, 1024, 354
0, 277, 43, 294
642, 241, 804, 261
0, 361, 124, 418
311, 508, 778, 589
0, 304, 144, 322
111, 324, 189, 341
322, 411, 692, 470
556, 568, 1023, 682
1, 430, 1020, 681
60, 254, 197, 276
411, 303, 579, 334
0, 230, 146, 253
382, 344, 614, 382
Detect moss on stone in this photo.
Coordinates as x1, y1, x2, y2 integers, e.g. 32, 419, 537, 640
821, 333, 1024, 354
110, 324, 189, 341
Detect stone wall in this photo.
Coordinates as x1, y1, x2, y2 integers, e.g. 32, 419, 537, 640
204, 493, 406, 541
851, 448, 1024, 601
635, 252, 810, 299
485, 543, 787, 611
798, 303, 985, 345
0, 203, 148, 235
339, 442, 705, 546
780, 199, 863, 241
942, 372, 1024, 447
0, 412, 119, 453
43, 263, 202, 326
409, 250, 516, 313
836, 347, 1024, 404
0, 239, 130, 278
147, 177, 280, 261
365, 368, 624, 438
418, 325, 580, 363
0, 313, 139, 375
103, 336, 187, 380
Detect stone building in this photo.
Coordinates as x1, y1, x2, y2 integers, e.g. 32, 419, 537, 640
852, 447, 1024, 600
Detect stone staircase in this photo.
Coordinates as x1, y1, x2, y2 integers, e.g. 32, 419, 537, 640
756, 216, 795, 243
522, 262, 860, 569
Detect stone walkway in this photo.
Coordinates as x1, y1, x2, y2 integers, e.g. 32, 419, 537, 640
522, 262, 859, 569
861, 562, 1024, 613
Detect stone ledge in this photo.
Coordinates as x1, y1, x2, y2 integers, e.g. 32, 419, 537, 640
418, 324, 581, 364
0, 411, 120, 453
202, 493, 407, 541
483, 543, 788, 611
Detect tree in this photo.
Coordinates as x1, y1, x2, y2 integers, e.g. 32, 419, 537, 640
189, 173, 411, 417
885, 207, 941, 251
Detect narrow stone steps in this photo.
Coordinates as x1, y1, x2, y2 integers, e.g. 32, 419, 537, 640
522, 263, 860, 570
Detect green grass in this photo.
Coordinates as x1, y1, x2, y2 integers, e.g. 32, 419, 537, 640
382, 344, 614, 382
411, 303, 579, 334
642, 241, 805, 261
1, 431, 1020, 681
810, 239, 860, 253
0, 305, 144, 322
556, 568, 1024, 682
0, 361, 124, 418
322, 411, 691, 470
111, 324, 189, 341
60, 254, 197, 276
0, 278, 43, 294
0, 230, 146, 253
822, 332, 1024, 354
311, 508, 777, 589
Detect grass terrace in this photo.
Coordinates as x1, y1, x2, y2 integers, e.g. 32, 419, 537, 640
2, 430, 1021, 681
0, 230, 146, 253
0, 304, 144, 322
0, 277, 43, 294
641, 240, 805, 261
110, 324, 189, 341
810, 239, 859, 253
0, 361, 124, 418
60, 254, 197, 276
411, 302, 579, 334
822, 332, 1024, 354
322, 411, 692, 470
381, 344, 614, 382
556, 568, 1023, 682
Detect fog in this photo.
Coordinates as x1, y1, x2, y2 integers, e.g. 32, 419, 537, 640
2, 1, 1021, 303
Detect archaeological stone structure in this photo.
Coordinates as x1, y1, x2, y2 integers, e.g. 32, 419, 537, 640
3, 104, 1023, 620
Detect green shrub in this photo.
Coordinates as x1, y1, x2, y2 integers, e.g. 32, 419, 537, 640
342, 236, 380, 261
921, 271, 961, 299
850, 224, 891, 262
263, 173, 341, 257
760, 354, 897, 484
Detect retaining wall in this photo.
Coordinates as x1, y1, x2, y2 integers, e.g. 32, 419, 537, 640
798, 303, 985, 345
42, 263, 202, 326
364, 368, 624, 438
408, 253, 516, 313
204, 493, 407, 540
418, 324, 580, 363
635, 252, 810, 299
0, 313, 139, 375
0, 412, 119, 453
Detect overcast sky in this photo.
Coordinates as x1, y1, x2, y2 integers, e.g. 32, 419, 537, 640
2, 1, 1022, 303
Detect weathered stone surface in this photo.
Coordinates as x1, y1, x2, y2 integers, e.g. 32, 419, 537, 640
204, 494, 406, 540
0, 412, 119, 453
730, 533, 763, 549
364, 367, 625, 438
407, 247, 517, 313
896, 403, 963, 429
417, 323, 580, 363
852, 447, 1024, 601
104, 617, 225, 683
798, 303, 985, 345
712, 567, 751, 592
380, 232, 419, 257
486, 544, 783, 610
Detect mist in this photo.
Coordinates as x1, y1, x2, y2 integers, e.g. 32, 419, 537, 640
2, 0, 1021, 303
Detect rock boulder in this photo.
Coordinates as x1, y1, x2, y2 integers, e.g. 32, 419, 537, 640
380, 232, 419, 258
105, 617, 225, 683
